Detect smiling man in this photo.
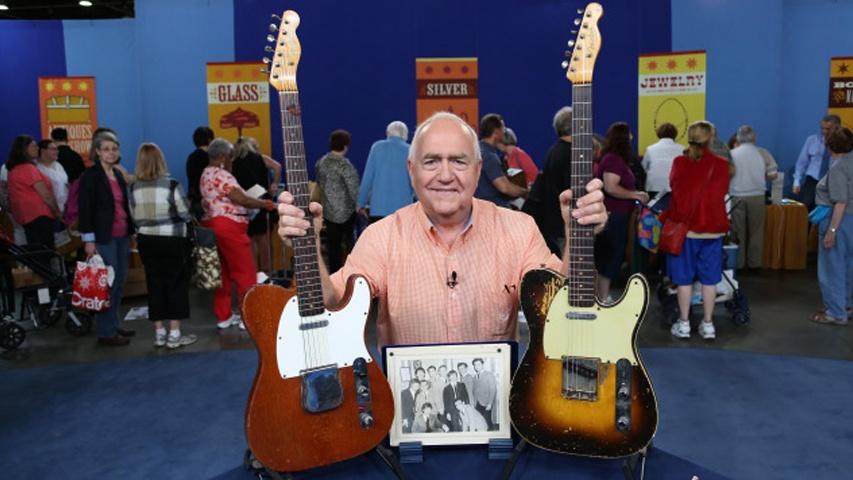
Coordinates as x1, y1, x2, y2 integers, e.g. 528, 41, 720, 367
277, 112, 607, 347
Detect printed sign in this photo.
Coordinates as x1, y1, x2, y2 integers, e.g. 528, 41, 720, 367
38, 76, 98, 163
829, 57, 853, 130
206, 62, 272, 154
416, 58, 478, 130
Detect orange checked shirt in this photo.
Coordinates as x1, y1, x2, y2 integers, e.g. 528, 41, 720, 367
329, 199, 562, 347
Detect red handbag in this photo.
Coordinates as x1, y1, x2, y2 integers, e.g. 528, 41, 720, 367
71, 254, 112, 312
659, 161, 716, 256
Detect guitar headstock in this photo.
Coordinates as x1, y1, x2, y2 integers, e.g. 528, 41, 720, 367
264, 10, 301, 92
564, 3, 603, 85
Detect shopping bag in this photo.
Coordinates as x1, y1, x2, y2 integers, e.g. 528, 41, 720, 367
636, 207, 662, 252
71, 254, 113, 312
658, 219, 689, 256
190, 224, 222, 290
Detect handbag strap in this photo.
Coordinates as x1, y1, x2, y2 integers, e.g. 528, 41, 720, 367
684, 158, 716, 223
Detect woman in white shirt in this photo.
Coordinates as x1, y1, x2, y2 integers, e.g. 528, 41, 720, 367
36, 139, 69, 213
642, 123, 685, 198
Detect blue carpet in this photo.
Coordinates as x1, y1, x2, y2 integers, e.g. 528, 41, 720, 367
0, 347, 849, 479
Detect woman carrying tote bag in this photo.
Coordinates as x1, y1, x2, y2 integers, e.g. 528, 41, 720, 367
660, 121, 730, 341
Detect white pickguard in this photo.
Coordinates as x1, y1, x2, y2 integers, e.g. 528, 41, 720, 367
276, 277, 373, 379
543, 275, 647, 365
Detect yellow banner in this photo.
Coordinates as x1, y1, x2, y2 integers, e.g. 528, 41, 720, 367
416, 58, 478, 130
206, 62, 272, 154
829, 57, 853, 130
38, 76, 98, 164
637, 51, 706, 155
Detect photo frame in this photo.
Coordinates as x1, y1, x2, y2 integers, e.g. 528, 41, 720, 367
384, 342, 514, 447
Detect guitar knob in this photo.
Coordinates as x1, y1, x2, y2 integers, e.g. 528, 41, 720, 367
617, 416, 630, 430
617, 385, 630, 400
353, 357, 368, 377
360, 412, 375, 429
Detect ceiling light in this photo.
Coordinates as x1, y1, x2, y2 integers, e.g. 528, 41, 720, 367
79, 1, 93, 6
0, 4, 9, 11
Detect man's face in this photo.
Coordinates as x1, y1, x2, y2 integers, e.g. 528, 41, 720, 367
416, 370, 426, 381
438, 366, 447, 377
423, 406, 432, 416
821, 121, 834, 138
458, 365, 467, 375
408, 119, 481, 224
411, 381, 420, 392
494, 125, 505, 143
449, 372, 458, 384
473, 361, 483, 372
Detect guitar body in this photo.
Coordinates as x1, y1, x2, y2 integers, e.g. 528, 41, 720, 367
509, 269, 658, 458
242, 277, 394, 472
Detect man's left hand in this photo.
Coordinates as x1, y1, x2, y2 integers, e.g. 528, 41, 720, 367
560, 178, 607, 235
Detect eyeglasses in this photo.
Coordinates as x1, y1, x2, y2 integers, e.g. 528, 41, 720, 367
419, 155, 473, 171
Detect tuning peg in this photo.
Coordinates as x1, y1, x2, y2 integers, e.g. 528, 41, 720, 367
577, 8, 583, 14
567, 39, 575, 47
264, 45, 274, 53
571, 30, 578, 35
564, 50, 572, 58
271, 14, 281, 21
266, 34, 275, 42
574, 18, 581, 26
269, 23, 278, 33
561, 60, 569, 69
262, 57, 271, 65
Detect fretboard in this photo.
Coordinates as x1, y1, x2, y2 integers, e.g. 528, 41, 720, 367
279, 90, 324, 317
568, 83, 595, 308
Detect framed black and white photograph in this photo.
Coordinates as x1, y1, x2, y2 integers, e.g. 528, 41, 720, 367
385, 342, 514, 447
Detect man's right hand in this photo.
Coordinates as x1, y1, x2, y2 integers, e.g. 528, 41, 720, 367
84, 242, 97, 258
793, 186, 801, 195
277, 191, 323, 246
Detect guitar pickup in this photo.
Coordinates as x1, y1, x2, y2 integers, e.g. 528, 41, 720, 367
614, 358, 632, 432
300, 364, 343, 413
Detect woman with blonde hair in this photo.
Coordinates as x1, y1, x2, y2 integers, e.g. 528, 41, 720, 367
662, 121, 730, 340
129, 143, 196, 348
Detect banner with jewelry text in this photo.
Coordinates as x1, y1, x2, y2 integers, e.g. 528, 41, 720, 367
206, 62, 272, 154
637, 50, 706, 156
416, 58, 478, 130
38, 76, 98, 164
829, 56, 853, 130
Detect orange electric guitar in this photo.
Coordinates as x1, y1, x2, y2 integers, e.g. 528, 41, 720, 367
241, 10, 394, 472
508, 3, 658, 458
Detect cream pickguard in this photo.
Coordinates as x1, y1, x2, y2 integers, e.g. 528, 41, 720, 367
543, 275, 647, 365
275, 276, 373, 379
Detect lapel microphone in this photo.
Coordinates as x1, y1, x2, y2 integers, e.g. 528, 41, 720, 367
447, 271, 458, 288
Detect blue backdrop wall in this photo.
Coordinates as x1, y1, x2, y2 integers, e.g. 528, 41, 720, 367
0, 21, 67, 150
673, 0, 853, 189
234, 0, 671, 177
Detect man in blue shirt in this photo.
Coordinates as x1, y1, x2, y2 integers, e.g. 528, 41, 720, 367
474, 113, 527, 207
357, 121, 415, 223
793, 114, 841, 210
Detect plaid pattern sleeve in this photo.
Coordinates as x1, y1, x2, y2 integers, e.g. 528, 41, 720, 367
129, 177, 189, 237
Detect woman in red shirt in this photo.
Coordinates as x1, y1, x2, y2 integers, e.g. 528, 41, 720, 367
6, 135, 62, 249
663, 121, 730, 340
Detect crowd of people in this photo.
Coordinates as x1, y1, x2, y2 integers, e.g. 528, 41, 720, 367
2, 107, 849, 352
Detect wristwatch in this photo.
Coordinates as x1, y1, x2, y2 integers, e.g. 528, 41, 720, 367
830, 227, 838, 233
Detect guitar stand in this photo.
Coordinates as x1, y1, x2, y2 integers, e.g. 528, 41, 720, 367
243, 447, 407, 480
498, 441, 649, 480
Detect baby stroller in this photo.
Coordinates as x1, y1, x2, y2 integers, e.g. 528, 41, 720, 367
0, 231, 93, 350
644, 192, 751, 328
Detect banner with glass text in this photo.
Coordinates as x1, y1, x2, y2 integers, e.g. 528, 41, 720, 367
38, 76, 98, 163
206, 62, 271, 154
829, 56, 853, 130
637, 51, 706, 155
416, 58, 478, 130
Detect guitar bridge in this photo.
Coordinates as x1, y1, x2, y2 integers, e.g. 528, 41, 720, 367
301, 364, 343, 413
562, 357, 599, 401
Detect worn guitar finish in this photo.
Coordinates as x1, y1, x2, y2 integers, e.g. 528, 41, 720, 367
241, 10, 393, 472
510, 270, 657, 457
509, 3, 657, 458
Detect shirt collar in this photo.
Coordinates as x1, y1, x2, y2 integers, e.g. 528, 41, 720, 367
415, 201, 477, 247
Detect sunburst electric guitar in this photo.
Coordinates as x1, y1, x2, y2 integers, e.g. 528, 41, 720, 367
241, 10, 394, 472
508, 3, 658, 458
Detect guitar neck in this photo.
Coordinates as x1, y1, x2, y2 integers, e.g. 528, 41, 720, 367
568, 83, 595, 308
279, 90, 324, 317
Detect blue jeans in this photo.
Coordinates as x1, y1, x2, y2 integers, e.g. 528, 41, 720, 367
817, 214, 853, 319
95, 236, 130, 338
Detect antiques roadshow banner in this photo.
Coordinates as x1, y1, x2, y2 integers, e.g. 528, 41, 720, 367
416, 58, 478, 130
206, 62, 272, 154
637, 50, 706, 155
829, 56, 853, 130
38, 76, 98, 164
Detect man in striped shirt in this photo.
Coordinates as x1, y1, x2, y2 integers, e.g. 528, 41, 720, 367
278, 112, 607, 347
